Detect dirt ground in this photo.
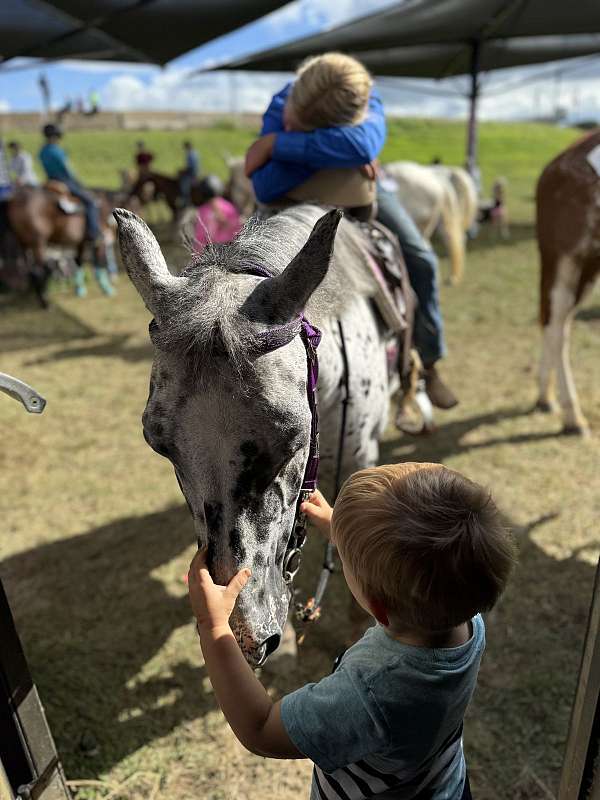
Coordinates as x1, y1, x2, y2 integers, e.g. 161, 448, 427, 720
1, 217, 598, 799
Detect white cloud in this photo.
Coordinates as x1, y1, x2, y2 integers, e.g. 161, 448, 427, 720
102, 69, 287, 113
99, 53, 600, 125
0, 99, 10, 112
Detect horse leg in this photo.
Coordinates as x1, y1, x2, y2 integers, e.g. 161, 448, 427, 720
541, 256, 589, 435
28, 240, 52, 309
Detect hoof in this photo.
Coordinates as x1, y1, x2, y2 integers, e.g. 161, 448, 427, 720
75, 285, 87, 298
562, 424, 591, 438
535, 399, 557, 414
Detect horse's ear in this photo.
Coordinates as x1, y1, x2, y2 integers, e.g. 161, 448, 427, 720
267, 209, 342, 322
113, 208, 186, 317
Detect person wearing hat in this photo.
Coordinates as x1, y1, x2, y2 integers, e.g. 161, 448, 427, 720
39, 123, 101, 242
38, 123, 113, 297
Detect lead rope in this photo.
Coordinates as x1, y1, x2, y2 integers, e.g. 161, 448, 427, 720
296, 319, 350, 633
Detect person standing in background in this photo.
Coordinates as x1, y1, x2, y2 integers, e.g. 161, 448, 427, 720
8, 141, 39, 187
179, 140, 200, 206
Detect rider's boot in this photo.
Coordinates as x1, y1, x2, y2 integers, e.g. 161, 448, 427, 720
423, 363, 459, 409
73, 266, 87, 298
94, 267, 115, 296
91, 240, 115, 296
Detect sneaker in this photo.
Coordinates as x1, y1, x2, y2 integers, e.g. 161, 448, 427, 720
424, 365, 459, 410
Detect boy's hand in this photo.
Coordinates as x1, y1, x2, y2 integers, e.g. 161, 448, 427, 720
188, 548, 251, 632
300, 490, 333, 537
244, 134, 276, 177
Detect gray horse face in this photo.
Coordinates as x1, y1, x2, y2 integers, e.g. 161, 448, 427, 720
114, 208, 340, 667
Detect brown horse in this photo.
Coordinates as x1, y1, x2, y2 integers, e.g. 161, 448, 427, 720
3, 186, 114, 307
129, 171, 210, 220
536, 131, 600, 435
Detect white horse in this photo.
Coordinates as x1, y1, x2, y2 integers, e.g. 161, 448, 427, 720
114, 206, 406, 666
385, 162, 476, 285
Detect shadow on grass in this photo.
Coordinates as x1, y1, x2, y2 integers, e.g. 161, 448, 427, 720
0, 504, 206, 776
381, 405, 562, 464
464, 222, 536, 254
0, 474, 595, 798
576, 305, 600, 323
24, 334, 153, 366
0, 299, 96, 354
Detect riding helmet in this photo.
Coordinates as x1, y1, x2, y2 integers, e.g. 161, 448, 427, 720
42, 123, 62, 139
198, 174, 224, 200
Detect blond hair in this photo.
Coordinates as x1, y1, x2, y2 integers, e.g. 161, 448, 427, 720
331, 463, 517, 631
289, 52, 372, 129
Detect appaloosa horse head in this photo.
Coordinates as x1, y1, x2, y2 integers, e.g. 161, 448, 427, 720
114, 207, 343, 667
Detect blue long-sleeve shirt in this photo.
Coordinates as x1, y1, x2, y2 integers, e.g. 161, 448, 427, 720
39, 142, 76, 182
251, 82, 387, 204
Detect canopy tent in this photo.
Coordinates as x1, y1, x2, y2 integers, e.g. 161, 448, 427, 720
0, 0, 291, 65
202, 0, 600, 170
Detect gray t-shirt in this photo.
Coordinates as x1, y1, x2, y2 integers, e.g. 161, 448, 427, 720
281, 615, 485, 800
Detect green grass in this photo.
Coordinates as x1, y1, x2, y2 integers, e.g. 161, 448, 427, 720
5, 117, 581, 221
0, 120, 597, 800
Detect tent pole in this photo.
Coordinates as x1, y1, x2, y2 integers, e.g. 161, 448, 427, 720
466, 40, 481, 185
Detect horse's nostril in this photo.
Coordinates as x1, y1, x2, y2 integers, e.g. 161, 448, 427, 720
263, 634, 281, 660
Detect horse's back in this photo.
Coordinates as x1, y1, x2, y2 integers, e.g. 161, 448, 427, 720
537, 130, 600, 258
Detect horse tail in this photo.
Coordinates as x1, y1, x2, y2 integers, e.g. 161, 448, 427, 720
448, 168, 478, 232
438, 181, 465, 284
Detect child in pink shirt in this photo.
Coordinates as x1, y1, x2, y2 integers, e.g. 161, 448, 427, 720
194, 176, 242, 252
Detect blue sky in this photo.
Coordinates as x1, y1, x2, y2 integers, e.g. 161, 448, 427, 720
1, 0, 600, 122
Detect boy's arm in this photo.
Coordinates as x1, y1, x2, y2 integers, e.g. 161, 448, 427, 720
251, 159, 314, 204
273, 89, 387, 169
199, 623, 303, 758
260, 83, 290, 135
188, 549, 304, 759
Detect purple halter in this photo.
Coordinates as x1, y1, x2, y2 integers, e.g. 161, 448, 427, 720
243, 265, 321, 585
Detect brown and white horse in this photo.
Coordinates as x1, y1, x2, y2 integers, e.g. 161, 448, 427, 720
536, 131, 600, 436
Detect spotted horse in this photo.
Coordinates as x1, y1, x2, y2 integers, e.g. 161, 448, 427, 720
114, 205, 416, 666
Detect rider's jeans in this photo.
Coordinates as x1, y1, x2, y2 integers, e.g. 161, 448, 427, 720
64, 179, 101, 241
376, 183, 446, 365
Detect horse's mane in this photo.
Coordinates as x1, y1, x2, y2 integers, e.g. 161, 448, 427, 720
157, 205, 378, 377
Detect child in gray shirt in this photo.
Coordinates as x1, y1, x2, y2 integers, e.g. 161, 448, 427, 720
188, 462, 517, 799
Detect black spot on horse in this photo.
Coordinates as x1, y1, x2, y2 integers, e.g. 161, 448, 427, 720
233, 441, 276, 507
229, 528, 246, 562
258, 588, 266, 603
253, 551, 266, 568
152, 421, 164, 439
204, 502, 223, 537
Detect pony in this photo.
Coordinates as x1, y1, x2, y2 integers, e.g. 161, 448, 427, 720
2, 185, 114, 307
114, 205, 400, 666
384, 161, 473, 285
129, 172, 212, 220
536, 132, 600, 436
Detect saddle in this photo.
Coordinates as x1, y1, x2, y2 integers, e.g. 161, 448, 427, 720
45, 181, 82, 215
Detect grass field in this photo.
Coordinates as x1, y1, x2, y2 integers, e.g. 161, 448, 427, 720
1, 119, 599, 800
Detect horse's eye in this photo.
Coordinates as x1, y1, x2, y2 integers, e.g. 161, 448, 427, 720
149, 319, 158, 334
